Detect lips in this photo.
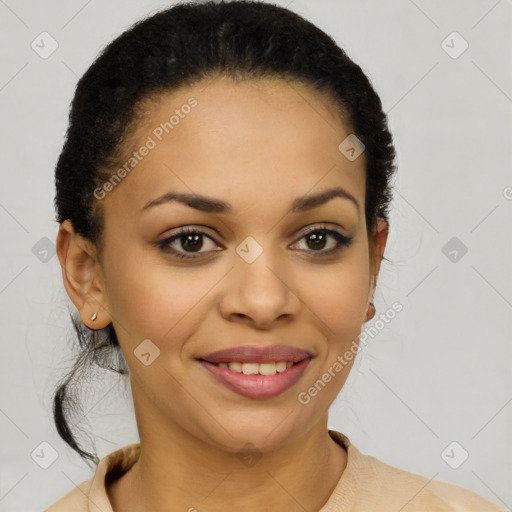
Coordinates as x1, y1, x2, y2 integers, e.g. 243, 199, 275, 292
198, 344, 313, 364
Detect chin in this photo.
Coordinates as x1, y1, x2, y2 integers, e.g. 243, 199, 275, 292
201, 412, 312, 454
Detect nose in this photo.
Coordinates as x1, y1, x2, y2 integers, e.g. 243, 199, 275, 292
219, 249, 301, 329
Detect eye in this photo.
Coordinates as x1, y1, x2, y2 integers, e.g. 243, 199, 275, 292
156, 227, 223, 259
155, 224, 352, 260
291, 225, 353, 255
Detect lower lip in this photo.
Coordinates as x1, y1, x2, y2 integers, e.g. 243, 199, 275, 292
198, 358, 312, 399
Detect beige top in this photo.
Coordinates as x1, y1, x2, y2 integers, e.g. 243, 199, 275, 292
45, 430, 505, 511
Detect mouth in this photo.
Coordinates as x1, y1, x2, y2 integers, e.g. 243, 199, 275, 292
196, 345, 313, 399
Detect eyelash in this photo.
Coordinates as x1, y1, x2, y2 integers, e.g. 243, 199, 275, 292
155, 225, 353, 260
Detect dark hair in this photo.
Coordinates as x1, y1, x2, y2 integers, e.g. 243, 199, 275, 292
53, 0, 397, 467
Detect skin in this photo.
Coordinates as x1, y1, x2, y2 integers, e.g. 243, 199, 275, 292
57, 75, 388, 512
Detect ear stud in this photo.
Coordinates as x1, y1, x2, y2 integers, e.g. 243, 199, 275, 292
366, 302, 375, 321
90, 312, 97, 321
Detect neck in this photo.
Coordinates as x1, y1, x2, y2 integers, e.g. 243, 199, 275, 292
108, 413, 347, 512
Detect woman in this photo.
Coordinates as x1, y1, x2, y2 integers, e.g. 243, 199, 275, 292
45, 1, 504, 510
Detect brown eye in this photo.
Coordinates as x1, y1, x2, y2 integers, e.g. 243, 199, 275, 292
291, 226, 353, 255
156, 227, 222, 259
305, 232, 327, 250
180, 233, 203, 252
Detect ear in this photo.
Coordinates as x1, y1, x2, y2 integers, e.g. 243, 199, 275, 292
365, 218, 388, 321
56, 220, 111, 330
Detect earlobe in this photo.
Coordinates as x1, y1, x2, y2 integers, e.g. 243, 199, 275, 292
56, 220, 111, 330
365, 301, 376, 322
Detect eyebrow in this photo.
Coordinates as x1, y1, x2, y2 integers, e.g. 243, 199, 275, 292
139, 186, 359, 215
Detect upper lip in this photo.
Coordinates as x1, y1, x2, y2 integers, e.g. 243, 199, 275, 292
198, 344, 313, 364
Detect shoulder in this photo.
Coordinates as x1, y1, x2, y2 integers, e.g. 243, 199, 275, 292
365, 457, 504, 511
44, 478, 93, 512
44, 443, 140, 512
328, 430, 505, 512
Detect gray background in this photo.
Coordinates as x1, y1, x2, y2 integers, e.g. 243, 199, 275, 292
0, 0, 511, 510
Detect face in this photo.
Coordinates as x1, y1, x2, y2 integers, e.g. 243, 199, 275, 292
65, 76, 387, 454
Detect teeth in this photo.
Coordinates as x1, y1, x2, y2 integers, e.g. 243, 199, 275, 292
216, 361, 295, 375
276, 361, 288, 372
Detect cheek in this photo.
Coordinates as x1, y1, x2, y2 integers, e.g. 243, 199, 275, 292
102, 247, 219, 343
296, 251, 370, 336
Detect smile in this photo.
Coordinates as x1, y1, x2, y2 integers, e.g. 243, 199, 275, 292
198, 357, 312, 399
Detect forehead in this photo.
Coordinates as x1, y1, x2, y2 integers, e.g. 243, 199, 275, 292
102, 76, 366, 218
